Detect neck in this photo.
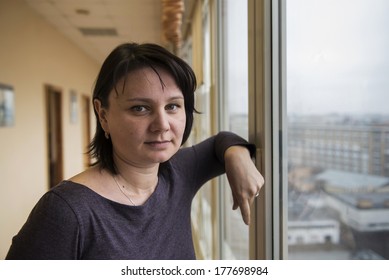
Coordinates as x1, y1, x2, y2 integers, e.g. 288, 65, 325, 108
113, 163, 159, 195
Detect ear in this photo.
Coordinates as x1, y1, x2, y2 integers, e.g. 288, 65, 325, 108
94, 99, 109, 132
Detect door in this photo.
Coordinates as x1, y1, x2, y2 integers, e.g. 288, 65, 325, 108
45, 85, 63, 188
81, 95, 91, 168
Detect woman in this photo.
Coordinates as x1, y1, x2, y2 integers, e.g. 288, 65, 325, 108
6, 43, 264, 259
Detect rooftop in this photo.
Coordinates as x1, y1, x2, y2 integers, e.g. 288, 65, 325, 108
315, 169, 389, 190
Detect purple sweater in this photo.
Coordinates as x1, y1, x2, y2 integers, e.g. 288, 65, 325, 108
6, 132, 255, 260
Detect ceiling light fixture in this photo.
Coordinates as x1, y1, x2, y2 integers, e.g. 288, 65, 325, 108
75, 8, 90, 16
162, 0, 184, 53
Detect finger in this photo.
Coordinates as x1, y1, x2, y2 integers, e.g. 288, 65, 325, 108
232, 194, 239, 210
241, 192, 258, 225
240, 199, 251, 225
230, 187, 240, 210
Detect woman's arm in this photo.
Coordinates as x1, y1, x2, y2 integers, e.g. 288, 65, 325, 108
176, 131, 264, 223
224, 145, 264, 225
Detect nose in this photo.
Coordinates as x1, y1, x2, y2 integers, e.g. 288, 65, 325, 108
150, 110, 170, 133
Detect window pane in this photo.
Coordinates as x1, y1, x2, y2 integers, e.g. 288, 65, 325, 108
287, 0, 389, 259
189, 4, 214, 259
219, 0, 249, 259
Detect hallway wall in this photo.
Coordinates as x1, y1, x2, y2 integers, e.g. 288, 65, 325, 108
0, 0, 100, 258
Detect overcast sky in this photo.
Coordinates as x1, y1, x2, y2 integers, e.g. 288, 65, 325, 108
287, 0, 389, 115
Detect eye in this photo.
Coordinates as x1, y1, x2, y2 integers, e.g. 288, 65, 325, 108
165, 103, 181, 111
130, 105, 148, 113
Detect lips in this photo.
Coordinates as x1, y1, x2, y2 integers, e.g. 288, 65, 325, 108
144, 140, 172, 149
145, 140, 171, 144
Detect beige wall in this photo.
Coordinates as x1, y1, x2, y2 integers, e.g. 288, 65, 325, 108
0, 0, 99, 258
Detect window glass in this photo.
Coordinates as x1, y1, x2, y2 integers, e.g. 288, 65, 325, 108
287, 0, 389, 259
189, 4, 214, 259
219, 0, 249, 259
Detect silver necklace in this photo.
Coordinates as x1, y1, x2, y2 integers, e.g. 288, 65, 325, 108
113, 175, 136, 206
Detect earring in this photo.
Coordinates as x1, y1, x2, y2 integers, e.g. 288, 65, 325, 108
104, 131, 110, 139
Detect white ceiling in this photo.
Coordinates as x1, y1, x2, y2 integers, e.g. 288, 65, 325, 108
24, 0, 165, 64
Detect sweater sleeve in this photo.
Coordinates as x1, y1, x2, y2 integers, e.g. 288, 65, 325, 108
214, 131, 256, 163
5, 191, 80, 260
174, 131, 256, 190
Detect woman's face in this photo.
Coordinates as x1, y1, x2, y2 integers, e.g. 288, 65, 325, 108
95, 67, 186, 168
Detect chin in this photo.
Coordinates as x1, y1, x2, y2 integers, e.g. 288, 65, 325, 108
150, 152, 175, 164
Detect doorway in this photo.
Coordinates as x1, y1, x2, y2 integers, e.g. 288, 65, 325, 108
81, 95, 91, 168
45, 85, 63, 188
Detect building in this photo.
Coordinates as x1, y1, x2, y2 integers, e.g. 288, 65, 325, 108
288, 115, 389, 177
288, 116, 389, 259
288, 219, 340, 245
315, 170, 389, 258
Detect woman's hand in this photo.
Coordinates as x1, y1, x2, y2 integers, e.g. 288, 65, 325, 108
224, 145, 264, 225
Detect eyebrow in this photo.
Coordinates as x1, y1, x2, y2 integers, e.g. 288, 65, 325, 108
125, 96, 184, 103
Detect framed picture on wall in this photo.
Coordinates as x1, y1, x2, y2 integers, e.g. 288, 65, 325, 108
70, 89, 78, 124
0, 83, 15, 127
